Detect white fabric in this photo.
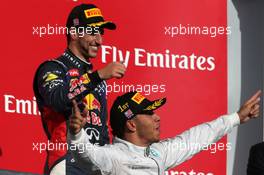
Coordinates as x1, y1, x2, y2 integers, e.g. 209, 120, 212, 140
50, 160, 65, 175
68, 113, 240, 175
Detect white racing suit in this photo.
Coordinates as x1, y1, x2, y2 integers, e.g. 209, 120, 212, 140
68, 113, 240, 175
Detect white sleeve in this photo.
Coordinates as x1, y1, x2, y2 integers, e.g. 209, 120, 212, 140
159, 113, 240, 170
68, 129, 113, 173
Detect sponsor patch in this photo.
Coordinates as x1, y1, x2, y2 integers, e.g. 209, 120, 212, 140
80, 73, 90, 84
84, 8, 103, 18
67, 87, 85, 100
67, 79, 87, 99
83, 94, 101, 111
144, 99, 164, 111
131, 92, 145, 104
45, 73, 58, 82
69, 78, 79, 92
68, 69, 79, 77
43, 79, 64, 91
85, 111, 102, 126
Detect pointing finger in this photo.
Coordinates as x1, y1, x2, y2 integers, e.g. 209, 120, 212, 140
245, 90, 261, 106
72, 99, 81, 117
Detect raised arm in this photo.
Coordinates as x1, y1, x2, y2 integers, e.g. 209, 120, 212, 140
159, 90, 261, 169
35, 61, 126, 112
68, 100, 114, 173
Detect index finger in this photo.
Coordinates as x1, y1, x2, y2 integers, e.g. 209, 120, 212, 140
245, 90, 262, 106
72, 99, 81, 116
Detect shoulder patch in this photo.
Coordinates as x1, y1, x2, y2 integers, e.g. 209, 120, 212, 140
45, 73, 58, 82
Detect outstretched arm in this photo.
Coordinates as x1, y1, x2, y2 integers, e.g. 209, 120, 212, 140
160, 90, 261, 170
237, 90, 261, 123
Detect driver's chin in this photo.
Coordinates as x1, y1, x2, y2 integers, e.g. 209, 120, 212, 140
153, 137, 160, 143
88, 50, 98, 58
87, 45, 99, 58
154, 133, 160, 142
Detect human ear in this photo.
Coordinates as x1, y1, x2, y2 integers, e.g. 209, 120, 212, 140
126, 120, 136, 132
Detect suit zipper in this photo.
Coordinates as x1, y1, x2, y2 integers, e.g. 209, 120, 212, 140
149, 156, 160, 175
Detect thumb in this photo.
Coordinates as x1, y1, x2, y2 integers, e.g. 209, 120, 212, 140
119, 60, 127, 67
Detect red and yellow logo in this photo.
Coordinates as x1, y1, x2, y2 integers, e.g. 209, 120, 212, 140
84, 8, 103, 18
80, 73, 90, 84
131, 92, 145, 104
83, 93, 101, 111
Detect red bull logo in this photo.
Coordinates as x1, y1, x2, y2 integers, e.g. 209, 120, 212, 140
79, 73, 90, 84
83, 94, 101, 111
85, 111, 102, 126
69, 78, 79, 92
